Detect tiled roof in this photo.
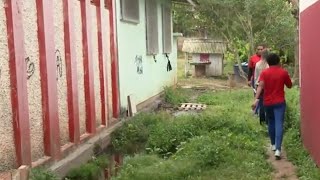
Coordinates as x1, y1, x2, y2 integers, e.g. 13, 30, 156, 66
172, 0, 197, 6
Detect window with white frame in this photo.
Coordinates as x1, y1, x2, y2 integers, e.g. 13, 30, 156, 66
162, 3, 172, 54
120, 0, 140, 24
145, 0, 159, 55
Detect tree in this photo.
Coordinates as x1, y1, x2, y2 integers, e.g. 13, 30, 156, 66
173, 0, 297, 78
286, 0, 299, 83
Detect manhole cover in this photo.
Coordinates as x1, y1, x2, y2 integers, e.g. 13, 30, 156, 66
178, 103, 207, 111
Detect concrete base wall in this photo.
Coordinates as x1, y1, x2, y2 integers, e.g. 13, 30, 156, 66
50, 121, 122, 178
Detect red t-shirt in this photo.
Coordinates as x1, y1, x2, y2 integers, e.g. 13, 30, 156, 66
259, 66, 292, 106
248, 54, 261, 80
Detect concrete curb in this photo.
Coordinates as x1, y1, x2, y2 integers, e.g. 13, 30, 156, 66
50, 121, 124, 178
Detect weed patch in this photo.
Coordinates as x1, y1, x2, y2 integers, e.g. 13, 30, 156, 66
283, 87, 320, 179
111, 89, 273, 179
65, 154, 109, 180
163, 86, 190, 106
29, 168, 58, 180
111, 112, 170, 155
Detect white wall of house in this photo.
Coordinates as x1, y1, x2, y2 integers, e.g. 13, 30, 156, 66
116, 0, 178, 108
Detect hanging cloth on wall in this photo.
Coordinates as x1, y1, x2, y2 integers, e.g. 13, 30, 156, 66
165, 53, 172, 72
153, 55, 157, 63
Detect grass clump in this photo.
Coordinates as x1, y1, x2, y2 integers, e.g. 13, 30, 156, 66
111, 112, 170, 155
65, 154, 109, 180
113, 155, 199, 180
146, 115, 202, 157
163, 86, 189, 106
283, 87, 320, 179
172, 135, 227, 168
29, 168, 58, 180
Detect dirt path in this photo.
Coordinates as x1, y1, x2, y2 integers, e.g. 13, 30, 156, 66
266, 145, 299, 180
178, 77, 248, 90
178, 77, 299, 180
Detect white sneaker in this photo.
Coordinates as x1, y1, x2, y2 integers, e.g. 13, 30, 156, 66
275, 150, 281, 160
271, 145, 276, 151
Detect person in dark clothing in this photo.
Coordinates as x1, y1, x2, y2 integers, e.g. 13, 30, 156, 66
254, 50, 270, 125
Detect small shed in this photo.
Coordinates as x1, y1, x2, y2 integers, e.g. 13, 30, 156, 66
182, 38, 226, 77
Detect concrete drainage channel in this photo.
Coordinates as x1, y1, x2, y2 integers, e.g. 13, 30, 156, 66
58, 98, 207, 180
103, 103, 207, 179
102, 154, 124, 180
96, 103, 208, 179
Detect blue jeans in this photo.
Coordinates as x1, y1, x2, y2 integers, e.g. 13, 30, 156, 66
251, 79, 255, 89
265, 102, 286, 151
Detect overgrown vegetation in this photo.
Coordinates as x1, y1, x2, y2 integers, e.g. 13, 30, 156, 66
29, 154, 109, 180
36, 86, 319, 180
163, 86, 189, 106
111, 89, 273, 179
29, 168, 58, 180
65, 155, 109, 180
283, 87, 320, 179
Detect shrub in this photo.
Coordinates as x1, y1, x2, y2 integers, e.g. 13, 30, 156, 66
65, 155, 109, 180
146, 115, 201, 157
111, 122, 149, 154
163, 86, 188, 106
66, 163, 101, 180
92, 154, 109, 169
283, 87, 320, 179
111, 113, 170, 154
29, 168, 58, 180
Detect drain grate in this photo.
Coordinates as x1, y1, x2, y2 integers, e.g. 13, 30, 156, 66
178, 103, 207, 111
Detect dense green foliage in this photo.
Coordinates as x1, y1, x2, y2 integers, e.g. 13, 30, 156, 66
29, 168, 58, 180
173, 0, 297, 65
65, 155, 109, 180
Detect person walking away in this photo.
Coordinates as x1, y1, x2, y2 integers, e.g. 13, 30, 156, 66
254, 50, 269, 124
252, 53, 292, 160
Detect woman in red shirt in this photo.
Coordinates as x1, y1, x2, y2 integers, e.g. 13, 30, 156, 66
252, 53, 292, 160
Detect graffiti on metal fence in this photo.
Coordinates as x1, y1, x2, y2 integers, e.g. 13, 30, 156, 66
135, 55, 143, 74
0, 58, 34, 80
25, 57, 35, 79
55, 49, 63, 80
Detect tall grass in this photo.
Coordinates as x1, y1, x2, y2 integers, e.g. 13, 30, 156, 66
284, 87, 320, 179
